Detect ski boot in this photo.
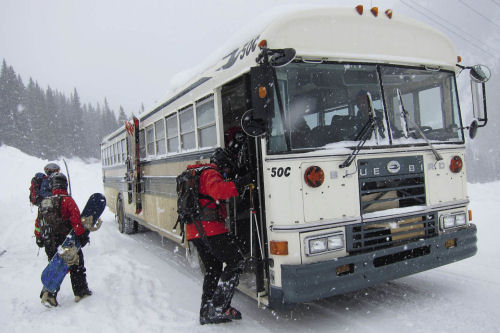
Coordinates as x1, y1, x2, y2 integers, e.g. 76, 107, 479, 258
199, 302, 232, 325
225, 306, 242, 320
74, 289, 92, 303
41, 290, 58, 308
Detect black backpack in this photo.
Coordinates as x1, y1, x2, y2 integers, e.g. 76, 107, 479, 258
38, 196, 72, 249
174, 166, 218, 241
29, 173, 47, 206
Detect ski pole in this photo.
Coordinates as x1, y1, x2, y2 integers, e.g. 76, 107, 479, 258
63, 159, 72, 196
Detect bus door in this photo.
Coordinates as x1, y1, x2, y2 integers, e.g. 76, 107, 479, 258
125, 117, 142, 214
221, 75, 267, 296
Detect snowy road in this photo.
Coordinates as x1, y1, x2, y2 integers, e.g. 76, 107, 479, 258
1, 146, 499, 333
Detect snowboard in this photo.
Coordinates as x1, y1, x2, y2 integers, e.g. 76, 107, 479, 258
41, 193, 106, 293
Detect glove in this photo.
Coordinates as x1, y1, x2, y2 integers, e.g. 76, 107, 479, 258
77, 231, 90, 248
233, 173, 254, 191
36, 237, 44, 248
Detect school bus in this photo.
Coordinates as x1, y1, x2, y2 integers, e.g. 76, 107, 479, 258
101, 6, 490, 309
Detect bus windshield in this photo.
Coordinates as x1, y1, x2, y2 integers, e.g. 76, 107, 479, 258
268, 63, 463, 154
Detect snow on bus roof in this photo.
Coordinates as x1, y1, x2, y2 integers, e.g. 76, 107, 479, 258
124, 5, 457, 135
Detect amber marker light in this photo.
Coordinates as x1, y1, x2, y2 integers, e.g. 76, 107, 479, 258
371, 7, 379, 17
336, 264, 354, 276
304, 165, 324, 188
355, 5, 363, 15
258, 86, 267, 99
445, 238, 457, 249
457, 55, 463, 63
270, 241, 288, 255
385, 9, 393, 19
468, 210, 473, 221
450, 156, 463, 173
258, 39, 267, 49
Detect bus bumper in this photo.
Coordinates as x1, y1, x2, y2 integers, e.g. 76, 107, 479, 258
269, 224, 477, 308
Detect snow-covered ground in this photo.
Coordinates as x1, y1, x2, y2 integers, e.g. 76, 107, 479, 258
1, 145, 499, 333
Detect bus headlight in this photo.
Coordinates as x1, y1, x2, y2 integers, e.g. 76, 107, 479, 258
309, 238, 328, 254
455, 214, 467, 226
327, 235, 344, 250
440, 212, 468, 230
305, 232, 344, 256
443, 215, 456, 229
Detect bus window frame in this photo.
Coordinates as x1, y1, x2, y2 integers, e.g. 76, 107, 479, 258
179, 105, 196, 151
195, 94, 217, 149
145, 124, 155, 157
154, 118, 166, 156
165, 113, 179, 154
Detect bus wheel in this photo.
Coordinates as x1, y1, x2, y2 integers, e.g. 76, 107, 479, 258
117, 195, 124, 233
117, 195, 135, 234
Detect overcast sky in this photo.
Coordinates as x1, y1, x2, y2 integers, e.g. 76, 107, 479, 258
1, 0, 498, 116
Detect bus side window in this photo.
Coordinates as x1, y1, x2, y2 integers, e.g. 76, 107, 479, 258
139, 129, 146, 159
179, 105, 196, 151
146, 125, 155, 157
165, 114, 179, 154
196, 96, 217, 148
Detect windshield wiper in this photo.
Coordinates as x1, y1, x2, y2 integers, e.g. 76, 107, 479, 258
340, 92, 379, 168
397, 88, 443, 161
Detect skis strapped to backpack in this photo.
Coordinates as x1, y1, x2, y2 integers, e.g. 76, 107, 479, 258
174, 166, 219, 243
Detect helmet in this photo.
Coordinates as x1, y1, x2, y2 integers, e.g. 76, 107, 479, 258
210, 148, 236, 171
44, 163, 61, 176
49, 172, 68, 190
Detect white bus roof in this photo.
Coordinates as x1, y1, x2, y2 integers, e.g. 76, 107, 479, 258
104, 7, 458, 142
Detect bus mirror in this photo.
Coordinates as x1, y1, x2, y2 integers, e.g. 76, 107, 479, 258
470, 64, 491, 83
248, 65, 274, 137
470, 71, 489, 128
469, 119, 478, 139
270, 48, 296, 67
242, 109, 267, 137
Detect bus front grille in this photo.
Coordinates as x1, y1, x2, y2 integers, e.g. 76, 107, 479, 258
358, 156, 426, 215
346, 213, 437, 254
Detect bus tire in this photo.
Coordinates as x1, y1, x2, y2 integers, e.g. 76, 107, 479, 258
117, 195, 135, 234
135, 222, 149, 233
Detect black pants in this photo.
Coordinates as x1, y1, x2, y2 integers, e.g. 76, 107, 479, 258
44, 235, 89, 296
191, 233, 244, 310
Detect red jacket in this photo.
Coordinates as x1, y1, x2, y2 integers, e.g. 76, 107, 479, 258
185, 163, 238, 241
35, 188, 85, 238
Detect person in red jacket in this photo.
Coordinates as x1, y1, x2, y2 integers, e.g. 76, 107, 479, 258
35, 172, 91, 307
186, 148, 252, 325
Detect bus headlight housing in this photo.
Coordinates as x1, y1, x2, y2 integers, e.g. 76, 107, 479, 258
440, 212, 468, 230
305, 232, 344, 256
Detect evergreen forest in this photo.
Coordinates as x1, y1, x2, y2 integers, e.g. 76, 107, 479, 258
0, 59, 128, 160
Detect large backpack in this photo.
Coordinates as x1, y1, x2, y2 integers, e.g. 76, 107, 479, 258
38, 196, 72, 247
174, 166, 219, 241
29, 173, 47, 206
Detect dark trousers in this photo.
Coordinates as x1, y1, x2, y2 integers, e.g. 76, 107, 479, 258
44, 237, 89, 296
191, 233, 244, 311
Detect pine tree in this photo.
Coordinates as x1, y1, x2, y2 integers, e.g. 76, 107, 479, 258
0, 60, 25, 146
118, 105, 128, 124
23, 78, 47, 157
69, 88, 84, 156
44, 86, 60, 159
